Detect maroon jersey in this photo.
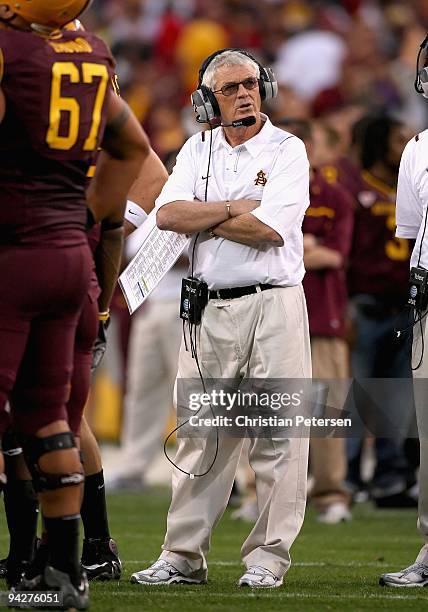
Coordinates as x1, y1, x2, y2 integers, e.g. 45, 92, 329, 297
347, 170, 410, 302
0, 27, 115, 246
329, 157, 363, 201
303, 171, 354, 338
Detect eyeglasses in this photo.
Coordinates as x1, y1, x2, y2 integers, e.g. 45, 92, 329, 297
212, 77, 259, 97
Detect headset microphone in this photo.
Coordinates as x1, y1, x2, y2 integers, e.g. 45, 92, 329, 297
221, 116, 256, 128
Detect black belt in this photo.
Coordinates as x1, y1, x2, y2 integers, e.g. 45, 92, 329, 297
209, 283, 278, 300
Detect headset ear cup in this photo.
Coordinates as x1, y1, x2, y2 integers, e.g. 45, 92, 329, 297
259, 67, 278, 101
191, 89, 210, 123
419, 68, 428, 99
202, 85, 220, 118
190, 86, 220, 122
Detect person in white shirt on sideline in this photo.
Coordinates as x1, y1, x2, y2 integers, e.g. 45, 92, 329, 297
130, 48, 311, 589
380, 34, 428, 588
106, 265, 184, 491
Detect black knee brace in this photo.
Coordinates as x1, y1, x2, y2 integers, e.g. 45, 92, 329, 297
23, 432, 84, 493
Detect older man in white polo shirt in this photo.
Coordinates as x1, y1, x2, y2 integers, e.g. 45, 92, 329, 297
379, 45, 428, 584
131, 48, 311, 588
378, 35, 428, 589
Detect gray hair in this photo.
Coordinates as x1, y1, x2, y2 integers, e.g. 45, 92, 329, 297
202, 50, 260, 91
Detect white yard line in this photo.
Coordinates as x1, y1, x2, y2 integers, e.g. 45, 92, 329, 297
104, 591, 422, 601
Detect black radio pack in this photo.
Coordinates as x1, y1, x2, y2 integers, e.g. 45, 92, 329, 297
408, 266, 428, 311
180, 277, 208, 324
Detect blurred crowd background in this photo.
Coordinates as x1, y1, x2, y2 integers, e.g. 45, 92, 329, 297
82, 0, 428, 515
82, 0, 428, 162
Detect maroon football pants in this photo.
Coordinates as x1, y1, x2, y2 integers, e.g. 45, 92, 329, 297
0, 244, 92, 436
66, 290, 99, 436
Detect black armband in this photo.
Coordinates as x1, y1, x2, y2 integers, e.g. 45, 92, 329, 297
105, 104, 131, 135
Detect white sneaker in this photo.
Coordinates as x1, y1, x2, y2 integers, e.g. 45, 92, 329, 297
379, 562, 428, 587
317, 502, 352, 525
238, 566, 283, 588
130, 559, 206, 586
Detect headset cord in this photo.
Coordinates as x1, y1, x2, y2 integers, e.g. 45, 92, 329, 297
412, 309, 428, 370
163, 124, 219, 478
417, 203, 428, 268
411, 187, 428, 367
395, 305, 428, 370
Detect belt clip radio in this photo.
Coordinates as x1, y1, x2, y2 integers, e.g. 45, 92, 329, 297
408, 267, 428, 311
180, 277, 208, 324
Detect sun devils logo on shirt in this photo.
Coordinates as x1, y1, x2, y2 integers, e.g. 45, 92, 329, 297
254, 170, 267, 186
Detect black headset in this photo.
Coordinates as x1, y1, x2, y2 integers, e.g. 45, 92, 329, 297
191, 48, 278, 123
414, 34, 428, 99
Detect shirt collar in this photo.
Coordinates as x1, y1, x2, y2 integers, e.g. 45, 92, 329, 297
212, 113, 275, 158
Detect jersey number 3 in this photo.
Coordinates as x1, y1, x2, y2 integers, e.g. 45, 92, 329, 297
46, 61, 109, 152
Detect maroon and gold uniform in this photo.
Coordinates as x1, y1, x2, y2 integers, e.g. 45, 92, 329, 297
0, 27, 114, 245
0, 27, 115, 435
63, 18, 120, 436
327, 156, 363, 202
303, 171, 354, 338
348, 171, 410, 302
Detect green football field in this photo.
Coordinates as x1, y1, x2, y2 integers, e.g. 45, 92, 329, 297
1, 487, 428, 611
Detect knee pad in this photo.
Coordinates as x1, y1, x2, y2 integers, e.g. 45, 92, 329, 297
23, 432, 84, 493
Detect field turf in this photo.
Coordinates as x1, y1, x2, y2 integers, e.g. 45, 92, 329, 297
1, 487, 428, 611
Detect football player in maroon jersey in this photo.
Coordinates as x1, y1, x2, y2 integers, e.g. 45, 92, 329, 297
0, 131, 168, 589
77, 157, 168, 581
0, 0, 150, 607
0, 13, 168, 586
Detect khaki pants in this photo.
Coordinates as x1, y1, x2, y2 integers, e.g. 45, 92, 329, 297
411, 316, 428, 565
160, 285, 311, 579
310, 337, 351, 510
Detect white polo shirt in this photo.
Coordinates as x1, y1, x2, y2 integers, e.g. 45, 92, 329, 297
155, 115, 310, 290
396, 129, 428, 270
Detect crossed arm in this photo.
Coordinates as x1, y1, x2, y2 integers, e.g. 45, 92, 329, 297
155, 134, 310, 249
156, 199, 283, 248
